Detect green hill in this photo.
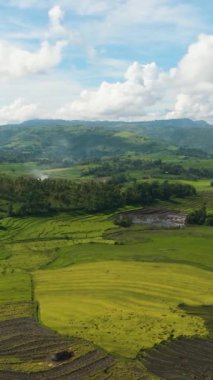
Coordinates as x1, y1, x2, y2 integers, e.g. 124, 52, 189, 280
0, 118, 212, 165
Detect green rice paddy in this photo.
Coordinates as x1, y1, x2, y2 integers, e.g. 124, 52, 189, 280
0, 180, 212, 362
35, 261, 213, 357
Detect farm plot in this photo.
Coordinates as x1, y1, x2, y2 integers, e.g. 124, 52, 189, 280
138, 336, 213, 379
0, 270, 34, 320
0, 214, 114, 272
0, 317, 149, 379
35, 261, 213, 358
48, 225, 213, 272
0, 271, 31, 304
0, 214, 114, 243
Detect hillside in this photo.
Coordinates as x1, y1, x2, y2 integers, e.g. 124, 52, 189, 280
0, 119, 212, 166
0, 118, 212, 379
0, 124, 165, 164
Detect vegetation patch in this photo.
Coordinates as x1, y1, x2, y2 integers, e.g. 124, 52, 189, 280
0, 315, 147, 379
0, 119, 212, 377
180, 304, 213, 338
35, 261, 213, 358
0, 272, 32, 304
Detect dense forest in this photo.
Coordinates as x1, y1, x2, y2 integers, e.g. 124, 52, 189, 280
0, 176, 196, 217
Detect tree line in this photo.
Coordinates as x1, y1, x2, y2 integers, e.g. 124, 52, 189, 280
0, 176, 196, 217
83, 158, 213, 180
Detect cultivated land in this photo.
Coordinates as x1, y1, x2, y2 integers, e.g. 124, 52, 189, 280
35, 261, 212, 357
0, 119, 213, 379
0, 209, 213, 378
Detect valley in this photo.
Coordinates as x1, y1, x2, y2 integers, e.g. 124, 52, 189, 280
0, 119, 212, 379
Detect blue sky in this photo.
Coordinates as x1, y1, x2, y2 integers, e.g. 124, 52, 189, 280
0, 0, 213, 123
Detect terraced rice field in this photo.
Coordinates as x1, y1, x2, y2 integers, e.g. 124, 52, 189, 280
138, 336, 213, 379
0, 214, 114, 272
0, 203, 213, 378
138, 305, 213, 379
0, 317, 114, 379
35, 261, 213, 358
0, 271, 31, 303
0, 315, 152, 379
49, 225, 213, 272
0, 214, 113, 244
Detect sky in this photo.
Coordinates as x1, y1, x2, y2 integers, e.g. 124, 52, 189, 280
0, 0, 213, 124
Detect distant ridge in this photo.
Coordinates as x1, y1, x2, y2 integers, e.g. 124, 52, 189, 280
1, 118, 212, 129
0, 118, 212, 157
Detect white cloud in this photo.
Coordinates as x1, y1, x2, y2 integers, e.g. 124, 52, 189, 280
8, 0, 117, 15
1, 34, 213, 124
57, 62, 166, 120
167, 34, 213, 121
57, 34, 213, 123
166, 93, 213, 121
8, 0, 196, 21
0, 40, 67, 80
47, 5, 82, 46
61, 0, 116, 16
173, 34, 213, 84
104, 0, 194, 30
48, 5, 65, 35
0, 98, 38, 125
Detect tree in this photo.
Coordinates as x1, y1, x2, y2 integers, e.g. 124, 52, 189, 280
186, 205, 207, 225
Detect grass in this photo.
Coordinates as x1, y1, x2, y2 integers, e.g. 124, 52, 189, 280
169, 179, 213, 192
0, 271, 32, 303
35, 261, 213, 358
43, 165, 94, 180
0, 163, 36, 177
47, 225, 213, 272
181, 305, 213, 338
141, 178, 213, 192
0, 302, 35, 320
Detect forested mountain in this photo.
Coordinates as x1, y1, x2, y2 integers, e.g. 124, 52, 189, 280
0, 124, 165, 164
0, 118, 212, 164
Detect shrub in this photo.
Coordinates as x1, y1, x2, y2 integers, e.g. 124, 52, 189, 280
186, 205, 207, 225
205, 215, 213, 226
114, 217, 133, 228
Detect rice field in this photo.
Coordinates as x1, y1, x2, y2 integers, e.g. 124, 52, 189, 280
0, 214, 114, 271
35, 261, 213, 358
0, 271, 31, 304
0, 214, 114, 243
0, 188, 212, 377
48, 225, 213, 272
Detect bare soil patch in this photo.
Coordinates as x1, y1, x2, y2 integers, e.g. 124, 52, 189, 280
138, 337, 213, 379
117, 208, 187, 228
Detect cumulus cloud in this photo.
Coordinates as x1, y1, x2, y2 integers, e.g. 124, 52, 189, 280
166, 34, 213, 121
166, 93, 213, 121
0, 98, 38, 125
0, 40, 67, 80
57, 34, 213, 123
173, 34, 213, 85
57, 61, 165, 120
